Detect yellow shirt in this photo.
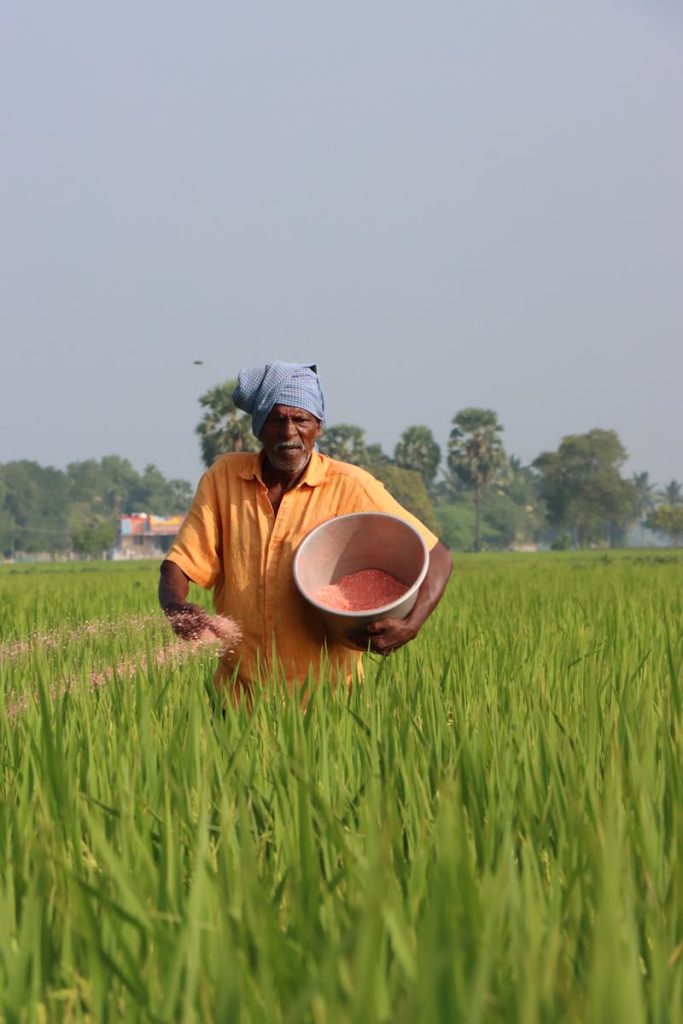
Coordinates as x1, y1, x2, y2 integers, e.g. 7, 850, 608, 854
166, 451, 438, 690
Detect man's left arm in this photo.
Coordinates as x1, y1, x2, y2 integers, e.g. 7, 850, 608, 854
345, 540, 452, 656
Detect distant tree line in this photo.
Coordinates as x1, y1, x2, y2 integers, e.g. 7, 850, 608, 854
0, 458, 192, 557
2, 385, 681, 557
196, 381, 683, 551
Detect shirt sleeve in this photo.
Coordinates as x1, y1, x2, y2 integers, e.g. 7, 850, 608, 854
165, 470, 222, 589
359, 474, 440, 551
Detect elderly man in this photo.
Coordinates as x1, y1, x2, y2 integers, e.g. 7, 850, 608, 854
159, 361, 452, 695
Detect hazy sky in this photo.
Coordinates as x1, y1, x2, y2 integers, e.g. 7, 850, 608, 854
2, 0, 681, 489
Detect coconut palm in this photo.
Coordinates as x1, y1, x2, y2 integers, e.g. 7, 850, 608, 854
195, 380, 259, 468
662, 479, 682, 506
448, 408, 505, 552
631, 471, 657, 544
394, 425, 442, 491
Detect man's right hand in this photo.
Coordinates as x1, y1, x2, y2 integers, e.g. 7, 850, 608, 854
164, 602, 242, 650
164, 602, 215, 642
159, 560, 241, 650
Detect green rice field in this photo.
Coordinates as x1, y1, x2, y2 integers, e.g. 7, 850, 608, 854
1, 552, 682, 1022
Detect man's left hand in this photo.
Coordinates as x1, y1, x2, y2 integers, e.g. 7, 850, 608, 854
342, 541, 453, 657
344, 616, 418, 656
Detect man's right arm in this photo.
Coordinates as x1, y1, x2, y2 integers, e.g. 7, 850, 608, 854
159, 559, 214, 641
159, 560, 242, 648
159, 558, 190, 606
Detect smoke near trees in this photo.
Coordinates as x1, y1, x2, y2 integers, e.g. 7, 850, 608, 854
532, 430, 637, 549
645, 481, 683, 546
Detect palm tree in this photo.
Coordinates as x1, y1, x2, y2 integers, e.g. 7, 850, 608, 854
631, 471, 657, 545
448, 408, 505, 552
394, 425, 441, 491
662, 479, 682, 506
195, 380, 259, 468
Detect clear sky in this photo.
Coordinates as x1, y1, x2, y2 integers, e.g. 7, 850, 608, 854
1, 0, 681, 489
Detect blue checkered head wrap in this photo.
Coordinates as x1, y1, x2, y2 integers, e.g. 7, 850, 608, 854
232, 362, 326, 439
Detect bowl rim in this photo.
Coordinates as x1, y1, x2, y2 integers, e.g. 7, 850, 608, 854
293, 511, 430, 619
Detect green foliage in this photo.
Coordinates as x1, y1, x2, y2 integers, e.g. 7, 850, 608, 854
533, 429, 636, 548
394, 425, 441, 489
87, 455, 137, 514
362, 442, 391, 468
447, 407, 505, 487
631, 471, 657, 517
436, 489, 539, 551
0, 471, 12, 554
318, 423, 371, 465
1, 554, 682, 1019
68, 504, 118, 556
629, 471, 658, 541
195, 379, 259, 468
365, 463, 440, 534
645, 503, 683, 545
0, 461, 72, 553
318, 424, 392, 470
0, 459, 192, 557
66, 456, 192, 518
661, 479, 682, 506
434, 502, 476, 550
496, 455, 546, 544
481, 488, 525, 548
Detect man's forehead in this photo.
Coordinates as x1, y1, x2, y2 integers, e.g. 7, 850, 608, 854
267, 404, 317, 419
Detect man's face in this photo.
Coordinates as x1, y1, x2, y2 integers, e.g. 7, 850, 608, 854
260, 404, 322, 475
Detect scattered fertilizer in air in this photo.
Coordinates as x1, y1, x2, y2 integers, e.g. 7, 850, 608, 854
0, 613, 160, 664
312, 569, 408, 611
4, 611, 243, 723
165, 608, 242, 651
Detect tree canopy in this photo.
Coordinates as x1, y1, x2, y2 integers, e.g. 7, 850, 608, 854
533, 429, 636, 548
3, 385, 677, 558
318, 424, 369, 466
645, 504, 683, 546
0, 458, 192, 557
365, 464, 440, 535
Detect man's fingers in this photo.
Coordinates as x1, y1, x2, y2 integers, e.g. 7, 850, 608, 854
343, 630, 394, 656
165, 606, 242, 653
165, 604, 210, 641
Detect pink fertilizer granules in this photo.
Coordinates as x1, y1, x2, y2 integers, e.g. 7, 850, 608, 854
312, 568, 409, 612
4, 612, 244, 723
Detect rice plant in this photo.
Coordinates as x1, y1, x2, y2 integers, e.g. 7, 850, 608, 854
1, 552, 681, 1022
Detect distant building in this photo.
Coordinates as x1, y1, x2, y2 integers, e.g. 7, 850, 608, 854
113, 513, 184, 559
